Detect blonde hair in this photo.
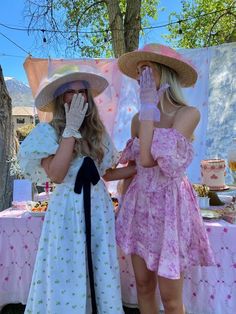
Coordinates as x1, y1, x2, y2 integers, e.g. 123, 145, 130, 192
50, 85, 106, 163
154, 63, 188, 114
154, 63, 195, 141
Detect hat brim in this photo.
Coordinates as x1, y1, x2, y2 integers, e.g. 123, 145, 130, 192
35, 71, 108, 112
118, 50, 198, 87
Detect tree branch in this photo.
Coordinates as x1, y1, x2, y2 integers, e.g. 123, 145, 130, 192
207, 10, 236, 46
76, 1, 105, 29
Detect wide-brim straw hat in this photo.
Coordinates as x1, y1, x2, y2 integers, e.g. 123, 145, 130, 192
118, 43, 198, 87
34, 64, 109, 112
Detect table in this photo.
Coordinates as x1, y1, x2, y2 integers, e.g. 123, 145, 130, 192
0, 208, 236, 314
0, 208, 44, 310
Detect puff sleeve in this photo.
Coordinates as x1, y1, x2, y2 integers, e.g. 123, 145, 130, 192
98, 132, 120, 177
118, 139, 135, 164
18, 123, 59, 185
151, 128, 194, 178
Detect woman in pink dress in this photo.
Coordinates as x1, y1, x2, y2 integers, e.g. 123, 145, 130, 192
116, 43, 215, 314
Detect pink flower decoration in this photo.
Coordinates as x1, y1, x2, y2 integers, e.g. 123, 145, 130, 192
210, 174, 218, 179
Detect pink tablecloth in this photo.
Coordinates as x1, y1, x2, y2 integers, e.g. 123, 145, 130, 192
0, 208, 236, 313
0, 208, 44, 309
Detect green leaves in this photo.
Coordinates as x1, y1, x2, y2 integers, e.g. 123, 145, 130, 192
166, 0, 236, 48
25, 0, 160, 57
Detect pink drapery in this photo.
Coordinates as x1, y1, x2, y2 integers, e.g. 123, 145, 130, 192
23, 43, 236, 185
24, 45, 218, 184
23, 57, 122, 137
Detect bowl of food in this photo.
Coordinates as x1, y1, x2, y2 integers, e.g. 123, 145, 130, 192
27, 201, 48, 216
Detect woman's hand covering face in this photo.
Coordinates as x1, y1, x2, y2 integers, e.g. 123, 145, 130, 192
64, 93, 88, 131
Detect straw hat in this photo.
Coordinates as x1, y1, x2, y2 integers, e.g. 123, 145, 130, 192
34, 64, 109, 112
118, 43, 198, 87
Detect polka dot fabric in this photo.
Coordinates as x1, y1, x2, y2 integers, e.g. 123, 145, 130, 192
19, 123, 124, 314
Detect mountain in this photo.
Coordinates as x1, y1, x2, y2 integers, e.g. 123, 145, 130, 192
5, 77, 34, 107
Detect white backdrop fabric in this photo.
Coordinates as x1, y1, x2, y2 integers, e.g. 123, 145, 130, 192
24, 42, 236, 188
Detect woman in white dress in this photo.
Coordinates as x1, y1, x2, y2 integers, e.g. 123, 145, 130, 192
19, 64, 136, 314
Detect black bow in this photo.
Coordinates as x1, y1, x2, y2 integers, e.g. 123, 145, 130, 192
74, 157, 100, 314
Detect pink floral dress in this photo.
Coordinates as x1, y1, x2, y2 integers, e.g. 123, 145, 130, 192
116, 128, 215, 280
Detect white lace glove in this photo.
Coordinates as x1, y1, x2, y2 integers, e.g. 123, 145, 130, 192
139, 67, 169, 122
62, 93, 88, 139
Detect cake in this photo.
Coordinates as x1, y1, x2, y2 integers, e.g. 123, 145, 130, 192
200, 159, 227, 190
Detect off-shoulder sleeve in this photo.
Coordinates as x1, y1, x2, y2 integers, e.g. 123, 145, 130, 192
151, 128, 194, 177
98, 132, 120, 176
118, 139, 135, 164
18, 123, 59, 184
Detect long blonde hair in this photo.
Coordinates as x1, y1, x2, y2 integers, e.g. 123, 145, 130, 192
155, 63, 188, 114
50, 85, 106, 163
155, 63, 195, 140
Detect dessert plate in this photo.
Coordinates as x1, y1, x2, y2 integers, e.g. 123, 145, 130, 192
201, 209, 222, 220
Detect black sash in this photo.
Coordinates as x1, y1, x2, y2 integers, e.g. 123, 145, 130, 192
74, 156, 100, 314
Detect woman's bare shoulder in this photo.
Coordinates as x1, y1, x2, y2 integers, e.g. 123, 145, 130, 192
175, 106, 200, 123
132, 112, 140, 123
173, 106, 200, 139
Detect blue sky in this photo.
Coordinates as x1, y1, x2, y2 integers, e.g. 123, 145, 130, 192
0, 0, 182, 83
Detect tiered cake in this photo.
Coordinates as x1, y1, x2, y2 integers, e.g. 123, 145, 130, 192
200, 159, 227, 190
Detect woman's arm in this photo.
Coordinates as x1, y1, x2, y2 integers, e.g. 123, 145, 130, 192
139, 120, 156, 167
41, 137, 76, 184
117, 161, 136, 195
103, 113, 139, 183
102, 163, 136, 182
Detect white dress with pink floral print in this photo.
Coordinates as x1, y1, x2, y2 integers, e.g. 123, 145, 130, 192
116, 128, 215, 280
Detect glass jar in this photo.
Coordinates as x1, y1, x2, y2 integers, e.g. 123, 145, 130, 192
32, 183, 39, 201
227, 138, 236, 185
198, 196, 210, 209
